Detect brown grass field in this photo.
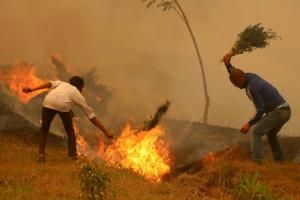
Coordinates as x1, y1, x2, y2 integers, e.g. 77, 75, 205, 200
1, 131, 300, 200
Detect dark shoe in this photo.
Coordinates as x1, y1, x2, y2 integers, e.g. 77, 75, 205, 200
70, 155, 86, 165
70, 155, 78, 161
38, 155, 45, 163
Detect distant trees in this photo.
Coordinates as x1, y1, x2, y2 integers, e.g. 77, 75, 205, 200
142, 0, 210, 124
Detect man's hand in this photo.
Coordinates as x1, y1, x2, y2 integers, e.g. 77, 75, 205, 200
222, 52, 233, 65
105, 132, 115, 139
240, 123, 251, 134
22, 87, 33, 93
106, 134, 116, 139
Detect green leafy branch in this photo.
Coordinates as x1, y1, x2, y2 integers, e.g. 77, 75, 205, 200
231, 23, 281, 55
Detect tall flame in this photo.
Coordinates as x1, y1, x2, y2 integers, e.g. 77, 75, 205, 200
96, 139, 107, 158
104, 125, 171, 182
73, 120, 90, 157
71, 121, 172, 182
0, 61, 46, 103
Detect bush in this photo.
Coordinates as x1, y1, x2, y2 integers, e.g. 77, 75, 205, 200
234, 172, 276, 200
79, 162, 115, 200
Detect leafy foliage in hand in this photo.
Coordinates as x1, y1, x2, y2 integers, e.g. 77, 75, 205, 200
231, 23, 281, 55
79, 162, 115, 200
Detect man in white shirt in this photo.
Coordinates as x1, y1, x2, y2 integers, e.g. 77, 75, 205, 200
23, 76, 114, 162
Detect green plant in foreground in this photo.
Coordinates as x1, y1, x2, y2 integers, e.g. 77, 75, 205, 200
231, 23, 281, 56
79, 162, 115, 200
234, 172, 276, 200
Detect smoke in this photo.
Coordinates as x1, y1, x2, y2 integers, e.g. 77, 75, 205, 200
0, 0, 300, 135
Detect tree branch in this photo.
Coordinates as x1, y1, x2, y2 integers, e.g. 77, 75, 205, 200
170, 5, 185, 22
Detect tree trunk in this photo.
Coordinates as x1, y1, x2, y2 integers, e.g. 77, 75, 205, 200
174, 0, 210, 124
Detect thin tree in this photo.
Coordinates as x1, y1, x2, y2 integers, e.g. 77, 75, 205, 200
142, 0, 210, 124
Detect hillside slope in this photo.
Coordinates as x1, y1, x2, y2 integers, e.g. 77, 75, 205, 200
1, 101, 299, 199
1, 127, 300, 200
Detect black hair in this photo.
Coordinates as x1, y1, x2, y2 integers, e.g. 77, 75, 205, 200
69, 76, 84, 91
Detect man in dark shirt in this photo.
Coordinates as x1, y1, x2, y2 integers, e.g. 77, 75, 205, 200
223, 52, 291, 162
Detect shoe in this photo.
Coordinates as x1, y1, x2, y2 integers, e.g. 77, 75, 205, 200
69, 154, 81, 161
38, 155, 45, 163
70, 156, 78, 161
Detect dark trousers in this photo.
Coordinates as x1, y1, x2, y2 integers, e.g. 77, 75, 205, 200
39, 107, 77, 157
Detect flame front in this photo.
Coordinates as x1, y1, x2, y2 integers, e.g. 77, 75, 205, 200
104, 125, 171, 182
0, 61, 46, 103
62, 119, 171, 182
73, 120, 90, 157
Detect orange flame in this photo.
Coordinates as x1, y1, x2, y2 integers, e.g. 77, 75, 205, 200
0, 61, 46, 103
104, 124, 171, 182
96, 139, 107, 158
73, 121, 89, 157
201, 152, 217, 164
71, 120, 172, 182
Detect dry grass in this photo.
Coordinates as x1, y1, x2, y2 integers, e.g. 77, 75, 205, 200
1, 132, 300, 200
0, 132, 81, 200
170, 147, 300, 200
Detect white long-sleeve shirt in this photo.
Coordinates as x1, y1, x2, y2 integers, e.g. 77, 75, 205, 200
43, 80, 96, 119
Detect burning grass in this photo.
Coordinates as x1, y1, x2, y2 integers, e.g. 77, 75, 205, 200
72, 121, 300, 199
104, 124, 171, 182
74, 123, 172, 182
1, 131, 300, 200
0, 61, 47, 103
171, 147, 300, 200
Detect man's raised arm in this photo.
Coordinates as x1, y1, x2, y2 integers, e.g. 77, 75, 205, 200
222, 52, 234, 74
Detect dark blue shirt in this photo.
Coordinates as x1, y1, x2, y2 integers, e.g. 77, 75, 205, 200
245, 73, 286, 125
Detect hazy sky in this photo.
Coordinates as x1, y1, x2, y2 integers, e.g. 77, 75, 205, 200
1, 0, 300, 135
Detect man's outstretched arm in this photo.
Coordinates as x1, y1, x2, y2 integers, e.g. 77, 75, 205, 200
23, 82, 52, 93
222, 52, 234, 74
90, 117, 115, 139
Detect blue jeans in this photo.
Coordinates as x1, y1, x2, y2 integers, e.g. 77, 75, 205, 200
251, 106, 291, 162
